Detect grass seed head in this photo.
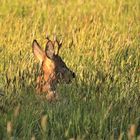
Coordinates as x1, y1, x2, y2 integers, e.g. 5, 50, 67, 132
7, 121, 13, 136
128, 124, 136, 139
31, 134, 36, 140
41, 115, 48, 132
14, 104, 21, 118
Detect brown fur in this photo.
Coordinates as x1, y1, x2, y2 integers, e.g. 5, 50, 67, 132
32, 37, 75, 101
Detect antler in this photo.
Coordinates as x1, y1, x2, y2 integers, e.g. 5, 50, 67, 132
46, 33, 50, 40
45, 34, 62, 55
53, 35, 62, 55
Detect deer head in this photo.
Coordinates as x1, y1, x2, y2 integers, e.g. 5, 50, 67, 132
32, 36, 75, 101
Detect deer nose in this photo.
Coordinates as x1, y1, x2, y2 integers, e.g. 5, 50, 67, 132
72, 72, 75, 78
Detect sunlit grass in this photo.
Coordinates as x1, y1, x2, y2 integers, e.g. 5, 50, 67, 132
0, 0, 140, 139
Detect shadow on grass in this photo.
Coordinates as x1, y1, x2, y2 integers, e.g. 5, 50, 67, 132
0, 67, 140, 139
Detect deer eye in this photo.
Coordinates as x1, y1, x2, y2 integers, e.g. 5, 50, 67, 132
62, 67, 67, 72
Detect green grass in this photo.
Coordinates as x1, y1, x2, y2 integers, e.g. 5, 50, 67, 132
0, 0, 140, 139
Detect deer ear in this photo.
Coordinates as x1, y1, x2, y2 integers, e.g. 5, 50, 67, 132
32, 40, 45, 62
45, 41, 55, 59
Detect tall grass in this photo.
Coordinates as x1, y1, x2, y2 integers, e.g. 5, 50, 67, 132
0, 0, 140, 139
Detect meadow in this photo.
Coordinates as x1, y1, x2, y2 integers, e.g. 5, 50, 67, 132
0, 0, 140, 139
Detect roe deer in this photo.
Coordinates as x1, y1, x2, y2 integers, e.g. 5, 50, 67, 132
32, 36, 75, 101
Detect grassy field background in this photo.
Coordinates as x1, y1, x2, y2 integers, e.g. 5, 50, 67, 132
0, 0, 140, 139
